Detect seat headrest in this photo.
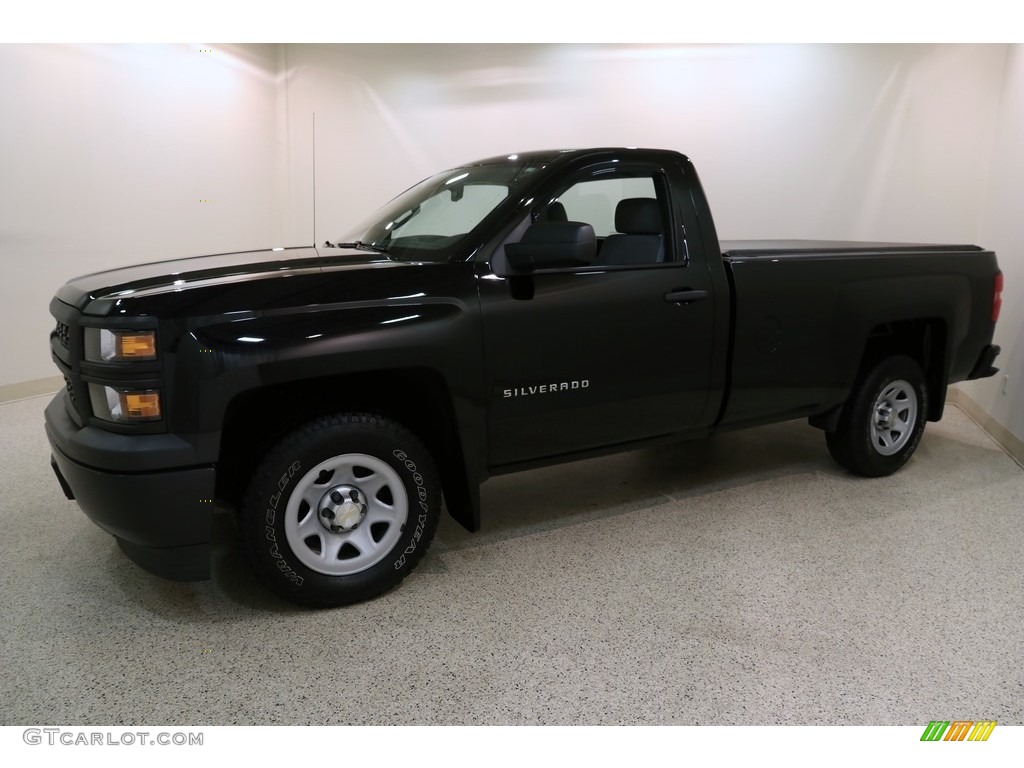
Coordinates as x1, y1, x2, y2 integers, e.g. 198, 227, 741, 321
614, 198, 661, 235
545, 202, 568, 222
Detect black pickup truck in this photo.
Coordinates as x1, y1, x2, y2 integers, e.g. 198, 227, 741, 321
45, 148, 1003, 606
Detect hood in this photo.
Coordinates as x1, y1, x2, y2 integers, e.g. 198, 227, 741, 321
55, 246, 395, 315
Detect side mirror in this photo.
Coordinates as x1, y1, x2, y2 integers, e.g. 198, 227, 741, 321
505, 221, 596, 272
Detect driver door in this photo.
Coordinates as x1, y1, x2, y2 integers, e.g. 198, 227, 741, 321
479, 161, 718, 467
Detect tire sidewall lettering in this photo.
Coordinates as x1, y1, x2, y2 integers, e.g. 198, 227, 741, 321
264, 460, 304, 586
391, 448, 430, 571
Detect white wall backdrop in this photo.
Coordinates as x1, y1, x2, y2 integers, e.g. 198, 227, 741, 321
291, 44, 1005, 244
1, 43, 1019, 447
960, 45, 1024, 445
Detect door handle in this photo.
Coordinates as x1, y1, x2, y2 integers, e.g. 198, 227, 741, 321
664, 289, 709, 304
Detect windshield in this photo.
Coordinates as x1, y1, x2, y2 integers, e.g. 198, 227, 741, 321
335, 160, 547, 262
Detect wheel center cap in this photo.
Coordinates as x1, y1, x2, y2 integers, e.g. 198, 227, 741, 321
876, 402, 893, 427
319, 486, 367, 533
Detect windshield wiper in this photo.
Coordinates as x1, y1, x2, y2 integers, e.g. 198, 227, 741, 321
323, 240, 389, 254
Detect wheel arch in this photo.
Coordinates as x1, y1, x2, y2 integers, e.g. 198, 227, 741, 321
812, 316, 949, 432
856, 317, 948, 422
215, 368, 481, 532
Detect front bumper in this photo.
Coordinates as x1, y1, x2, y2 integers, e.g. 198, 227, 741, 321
45, 395, 215, 581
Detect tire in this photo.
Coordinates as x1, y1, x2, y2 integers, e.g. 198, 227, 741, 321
240, 413, 441, 607
825, 355, 929, 477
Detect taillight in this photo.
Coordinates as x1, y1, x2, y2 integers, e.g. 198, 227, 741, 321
992, 271, 1003, 323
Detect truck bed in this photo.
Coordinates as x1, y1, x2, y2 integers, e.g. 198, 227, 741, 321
721, 239, 983, 257
717, 239, 998, 430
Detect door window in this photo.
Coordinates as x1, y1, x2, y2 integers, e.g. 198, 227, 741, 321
537, 169, 672, 266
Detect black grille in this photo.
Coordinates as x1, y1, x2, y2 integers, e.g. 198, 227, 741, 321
55, 321, 71, 349
64, 376, 77, 405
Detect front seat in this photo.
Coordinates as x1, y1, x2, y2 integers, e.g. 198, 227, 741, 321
596, 198, 664, 265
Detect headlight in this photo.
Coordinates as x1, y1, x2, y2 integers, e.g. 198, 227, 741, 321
85, 329, 158, 362
88, 385, 162, 422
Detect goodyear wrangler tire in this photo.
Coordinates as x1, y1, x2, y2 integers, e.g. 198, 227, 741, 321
826, 355, 929, 478
240, 413, 441, 607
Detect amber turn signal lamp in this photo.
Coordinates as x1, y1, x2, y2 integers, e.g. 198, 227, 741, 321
121, 392, 162, 420
117, 332, 158, 359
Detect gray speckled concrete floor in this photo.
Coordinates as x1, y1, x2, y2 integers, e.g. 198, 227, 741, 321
2, 394, 1022, 725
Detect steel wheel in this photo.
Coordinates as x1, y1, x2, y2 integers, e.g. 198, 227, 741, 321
284, 453, 408, 576
869, 379, 918, 456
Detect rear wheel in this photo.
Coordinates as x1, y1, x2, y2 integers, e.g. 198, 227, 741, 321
826, 355, 929, 477
239, 413, 441, 607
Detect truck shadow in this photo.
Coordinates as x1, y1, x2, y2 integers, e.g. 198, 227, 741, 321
430, 410, 1018, 556
434, 418, 833, 553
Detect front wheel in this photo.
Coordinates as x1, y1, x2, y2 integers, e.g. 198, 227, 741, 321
826, 355, 929, 477
239, 413, 441, 607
